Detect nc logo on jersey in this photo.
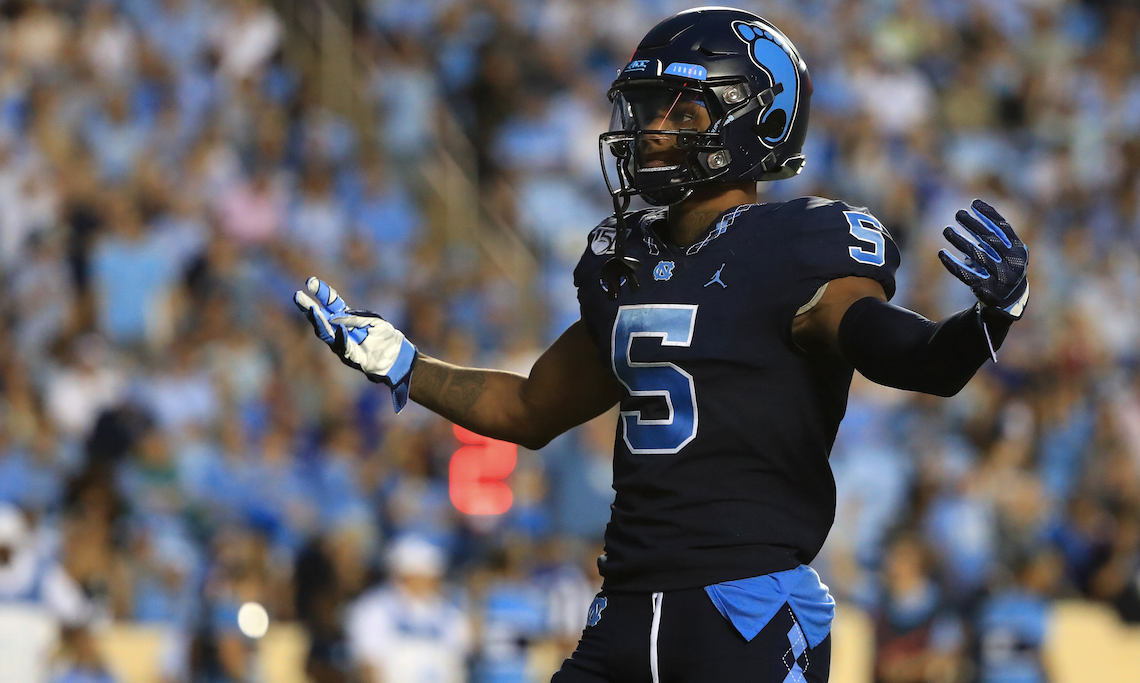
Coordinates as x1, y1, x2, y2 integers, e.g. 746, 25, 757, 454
732, 21, 803, 148
589, 226, 617, 255
586, 596, 607, 627
653, 260, 675, 281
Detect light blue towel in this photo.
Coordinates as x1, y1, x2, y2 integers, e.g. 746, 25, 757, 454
705, 565, 835, 649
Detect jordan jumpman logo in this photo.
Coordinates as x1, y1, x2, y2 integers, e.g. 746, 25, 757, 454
705, 263, 727, 288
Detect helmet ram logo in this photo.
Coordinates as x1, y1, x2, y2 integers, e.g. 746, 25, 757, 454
732, 21, 801, 148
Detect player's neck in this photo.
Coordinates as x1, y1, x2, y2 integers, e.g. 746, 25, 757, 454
665, 182, 757, 247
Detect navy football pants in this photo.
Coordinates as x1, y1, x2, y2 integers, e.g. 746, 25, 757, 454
551, 587, 831, 683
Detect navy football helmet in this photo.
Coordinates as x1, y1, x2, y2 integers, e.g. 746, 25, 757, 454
600, 7, 813, 207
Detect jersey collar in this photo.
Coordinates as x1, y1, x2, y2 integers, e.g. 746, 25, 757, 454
685, 204, 757, 255
640, 204, 759, 256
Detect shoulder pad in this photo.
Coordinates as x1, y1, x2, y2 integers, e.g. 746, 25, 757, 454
636, 208, 669, 231
785, 195, 900, 300
784, 196, 889, 234
777, 195, 852, 217
586, 209, 667, 256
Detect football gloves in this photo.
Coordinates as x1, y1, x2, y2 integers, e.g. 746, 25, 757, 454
293, 277, 417, 412
938, 199, 1029, 321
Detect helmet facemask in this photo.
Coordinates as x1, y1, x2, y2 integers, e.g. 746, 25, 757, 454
600, 85, 730, 207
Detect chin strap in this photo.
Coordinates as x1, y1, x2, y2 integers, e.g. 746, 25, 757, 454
600, 195, 641, 300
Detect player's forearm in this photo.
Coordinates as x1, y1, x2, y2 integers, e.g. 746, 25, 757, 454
409, 355, 550, 448
838, 297, 1012, 397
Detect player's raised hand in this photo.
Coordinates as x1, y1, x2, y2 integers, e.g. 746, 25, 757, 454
293, 277, 417, 412
938, 199, 1029, 321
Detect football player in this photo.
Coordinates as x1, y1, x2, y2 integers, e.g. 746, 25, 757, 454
294, 7, 1029, 683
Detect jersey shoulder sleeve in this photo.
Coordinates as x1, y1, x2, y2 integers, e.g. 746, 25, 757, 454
784, 196, 901, 300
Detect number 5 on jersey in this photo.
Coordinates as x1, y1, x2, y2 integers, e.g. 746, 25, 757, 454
845, 211, 887, 267
611, 305, 699, 455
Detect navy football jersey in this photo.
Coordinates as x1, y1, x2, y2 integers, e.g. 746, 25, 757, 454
573, 197, 901, 592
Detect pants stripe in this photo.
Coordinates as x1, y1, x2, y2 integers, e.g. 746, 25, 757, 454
650, 592, 664, 683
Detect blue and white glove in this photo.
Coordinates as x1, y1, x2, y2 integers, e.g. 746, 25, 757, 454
293, 277, 417, 412
938, 199, 1029, 321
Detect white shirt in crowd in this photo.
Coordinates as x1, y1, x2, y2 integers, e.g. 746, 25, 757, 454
0, 505, 91, 683
347, 583, 473, 683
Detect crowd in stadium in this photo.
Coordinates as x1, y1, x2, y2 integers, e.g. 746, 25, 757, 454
0, 0, 1137, 681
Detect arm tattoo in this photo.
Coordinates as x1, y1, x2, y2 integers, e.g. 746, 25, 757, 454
412, 358, 488, 417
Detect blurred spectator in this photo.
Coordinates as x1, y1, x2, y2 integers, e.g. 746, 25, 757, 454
377, 424, 460, 552
872, 535, 964, 683
214, 163, 286, 246
237, 426, 320, 553
89, 194, 184, 347
547, 410, 614, 541
475, 539, 551, 683
286, 164, 349, 266
295, 517, 376, 683
0, 504, 105, 683
1089, 512, 1140, 623
12, 232, 73, 362
210, 0, 283, 82
347, 535, 472, 683
370, 36, 439, 165
0, 144, 58, 272
82, 90, 153, 185
50, 628, 117, 683
139, 341, 220, 436
80, 0, 139, 86
0, 423, 64, 514
532, 538, 599, 677
352, 157, 422, 285
43, 337, 126, 441
118, 424, 187, 523
11, 1, 69, 75
138, 0, 211, 74
977, 549, 1063, 683
202, 526, 283, 681
62, 465, 132, 621
0, 504, 89, 625
126, 525, 199, 625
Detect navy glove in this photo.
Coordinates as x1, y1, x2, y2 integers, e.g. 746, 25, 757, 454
938, 199, 1029, 321
293, 277, 417, 412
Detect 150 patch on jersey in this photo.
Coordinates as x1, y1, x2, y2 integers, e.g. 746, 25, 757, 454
590, 226, 617, 255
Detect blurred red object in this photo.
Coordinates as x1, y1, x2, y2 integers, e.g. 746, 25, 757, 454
449, 425, 517, 515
